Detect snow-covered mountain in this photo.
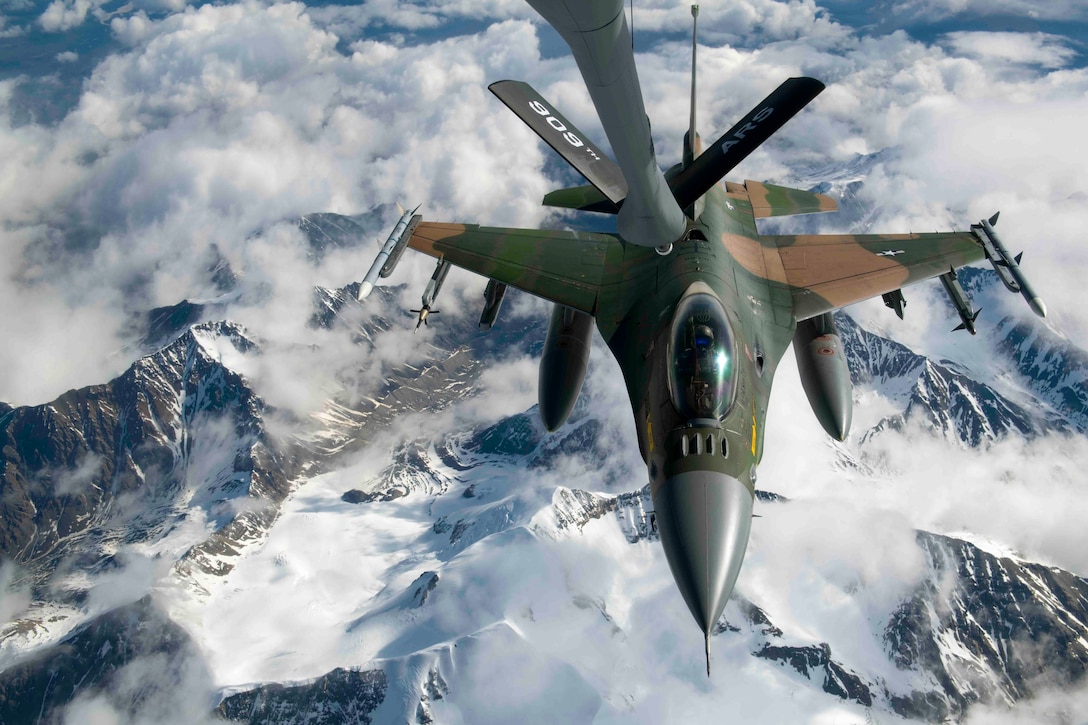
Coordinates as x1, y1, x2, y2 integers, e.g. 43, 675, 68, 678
3, 203, 1088, 723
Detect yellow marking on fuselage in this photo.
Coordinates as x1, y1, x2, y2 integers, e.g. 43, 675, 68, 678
646, 414, 654, 453
751, 415, 757, 456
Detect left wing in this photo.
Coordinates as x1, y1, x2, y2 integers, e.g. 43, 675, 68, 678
763, 231, 985, 321
407, 222, 619, 314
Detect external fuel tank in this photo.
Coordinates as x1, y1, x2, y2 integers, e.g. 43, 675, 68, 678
793, 313, 852, 441
538, 304, 594, 431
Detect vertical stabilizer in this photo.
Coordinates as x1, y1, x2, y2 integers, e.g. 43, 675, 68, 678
525, 0, 686, 249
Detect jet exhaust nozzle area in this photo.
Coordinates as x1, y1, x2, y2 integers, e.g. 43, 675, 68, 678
652, 470, 753, 635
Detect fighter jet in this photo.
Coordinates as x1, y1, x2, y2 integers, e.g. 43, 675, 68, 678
364, 1, 1045, 675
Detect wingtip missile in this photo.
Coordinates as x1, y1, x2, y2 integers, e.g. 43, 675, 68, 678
357, 207, 421, 301
972, 214, 1047, 319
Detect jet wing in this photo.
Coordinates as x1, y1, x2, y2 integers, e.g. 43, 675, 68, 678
763, 231, 986, 321
406, 222, 618, 314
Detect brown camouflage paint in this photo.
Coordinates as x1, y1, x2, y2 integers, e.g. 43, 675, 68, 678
744, 180, 838, 219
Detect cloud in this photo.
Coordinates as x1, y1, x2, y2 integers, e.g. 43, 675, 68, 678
962, 680, 1088, 724
48, 453, 105, 496
39, 0, 98, 32
885, 0, 1088, 22
6, 0, 1086, 409
58, 622, 219, 725
942, 31, 1078, 68
305, 0, 532, 38
766, 348, 1088, 575
0, 562, 31, 625
0, 4, 561, 406
2, 1, 1087, 721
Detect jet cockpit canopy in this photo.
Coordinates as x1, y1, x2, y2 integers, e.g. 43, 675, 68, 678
667, 292, 738, 421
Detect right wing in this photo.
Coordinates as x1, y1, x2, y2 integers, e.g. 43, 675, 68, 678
406, 222, 619, 314
745, 180, 837, 219
763, 231, 986, 320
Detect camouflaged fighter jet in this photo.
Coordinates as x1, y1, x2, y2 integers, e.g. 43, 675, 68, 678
365, 1, 1046, 675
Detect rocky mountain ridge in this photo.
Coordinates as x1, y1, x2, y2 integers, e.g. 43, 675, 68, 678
2, 239, 1086, 721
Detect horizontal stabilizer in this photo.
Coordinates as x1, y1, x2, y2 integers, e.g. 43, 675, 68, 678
489, 80, 628, 205
745, 181, 838, 219
543, 184, 619, 214
669, 77, 825, 210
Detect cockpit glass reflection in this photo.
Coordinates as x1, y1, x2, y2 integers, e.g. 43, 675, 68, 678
667, 293, 738, 420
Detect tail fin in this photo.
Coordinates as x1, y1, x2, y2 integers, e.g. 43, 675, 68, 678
669, 77, 824, 211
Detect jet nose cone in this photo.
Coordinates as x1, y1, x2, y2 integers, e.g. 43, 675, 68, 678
653, 471, 753, 634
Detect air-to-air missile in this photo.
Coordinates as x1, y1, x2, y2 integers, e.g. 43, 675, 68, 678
971, 212, 1047, 318
478, 279, 508, 331
939, 267, 981, 334
357, 206, 421, 301
411, 258, 451, 330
